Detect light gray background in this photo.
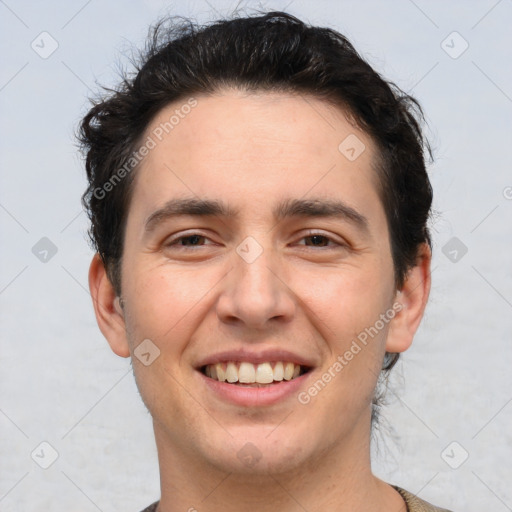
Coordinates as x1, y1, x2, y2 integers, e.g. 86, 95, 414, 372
1, 0, 511, 510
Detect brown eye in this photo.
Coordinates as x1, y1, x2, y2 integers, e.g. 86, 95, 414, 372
165, 233, 211, 248
178, 235, 206, 246
303, 235, 331, 247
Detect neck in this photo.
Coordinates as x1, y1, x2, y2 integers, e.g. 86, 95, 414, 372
152, 415, 406, 512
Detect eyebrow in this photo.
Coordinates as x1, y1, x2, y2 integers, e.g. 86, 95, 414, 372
273, 198, 369, 232
144, 198, 236, 233
144, 197, 369, 233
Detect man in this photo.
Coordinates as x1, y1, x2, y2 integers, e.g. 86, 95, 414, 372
80, 11, 452, 512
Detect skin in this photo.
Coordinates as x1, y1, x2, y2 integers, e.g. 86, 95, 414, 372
89, 90, 431, 512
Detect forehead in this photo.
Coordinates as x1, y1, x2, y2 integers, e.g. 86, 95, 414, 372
130, 90, 384, 225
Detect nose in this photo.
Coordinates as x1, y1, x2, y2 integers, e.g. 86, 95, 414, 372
216, 246, 296, 330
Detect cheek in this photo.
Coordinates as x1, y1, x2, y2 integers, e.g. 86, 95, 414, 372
123, 262, 222, 349
299, 262, 394, 346
121, 264, 215, 427
299, 270, 393, 414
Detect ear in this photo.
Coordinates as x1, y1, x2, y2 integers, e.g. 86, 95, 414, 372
385, 243, 432, 353
88, 253, 130, 358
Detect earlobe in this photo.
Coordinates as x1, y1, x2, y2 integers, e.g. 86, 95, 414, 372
88, 254, 131, 358
385, 244, 432, 354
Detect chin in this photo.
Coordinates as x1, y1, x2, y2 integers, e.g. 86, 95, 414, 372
197, 424, 315, 476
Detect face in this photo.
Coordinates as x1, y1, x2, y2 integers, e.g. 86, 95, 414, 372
91, 89, 429, 476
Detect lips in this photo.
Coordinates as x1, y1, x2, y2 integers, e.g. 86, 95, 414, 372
195, 348, 315, 406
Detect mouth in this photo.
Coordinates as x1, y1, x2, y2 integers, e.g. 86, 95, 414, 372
200, 361, 312, 387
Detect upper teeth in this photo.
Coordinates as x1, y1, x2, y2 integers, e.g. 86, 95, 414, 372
204, 361, 302, 383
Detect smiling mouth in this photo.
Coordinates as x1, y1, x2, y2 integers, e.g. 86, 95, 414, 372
200, 361, 311, 386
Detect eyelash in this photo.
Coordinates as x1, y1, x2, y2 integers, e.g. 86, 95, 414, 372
164, 231, 345, 249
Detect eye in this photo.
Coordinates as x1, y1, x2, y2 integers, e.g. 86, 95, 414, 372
296, 232, 344, 248
165, 233, 214, 248
302, 234, 331, 247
